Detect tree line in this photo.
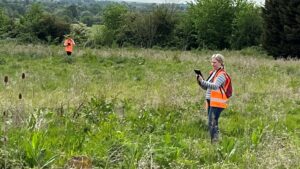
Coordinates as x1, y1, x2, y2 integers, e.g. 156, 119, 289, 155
0, 0, 299, 58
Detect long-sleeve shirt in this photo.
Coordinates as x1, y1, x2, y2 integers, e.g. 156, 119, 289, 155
200, 71, 226, 100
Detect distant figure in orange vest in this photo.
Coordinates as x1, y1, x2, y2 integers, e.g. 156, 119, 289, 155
64, 35, 75, 56
196, 54, 231, 143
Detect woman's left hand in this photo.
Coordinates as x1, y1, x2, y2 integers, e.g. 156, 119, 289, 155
197, 75, 203, 81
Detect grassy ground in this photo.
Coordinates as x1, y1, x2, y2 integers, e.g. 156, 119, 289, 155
0, 41, 299, 168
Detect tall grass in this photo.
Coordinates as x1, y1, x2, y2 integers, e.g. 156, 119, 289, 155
0, 41, 299, 168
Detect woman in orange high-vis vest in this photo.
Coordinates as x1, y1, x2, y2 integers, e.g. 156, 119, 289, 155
64, 35, 75, 56
197, 54, 228, 143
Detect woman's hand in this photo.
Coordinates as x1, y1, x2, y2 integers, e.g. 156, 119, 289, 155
197, 75, 203, 82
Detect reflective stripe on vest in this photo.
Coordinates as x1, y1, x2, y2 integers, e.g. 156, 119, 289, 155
210, 70, 228, 108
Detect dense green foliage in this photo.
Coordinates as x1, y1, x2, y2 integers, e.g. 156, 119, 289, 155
0, 0, 263, 50
17, 3, 70, 43
189, 0, 235, 49
0, 42, 299, 168
262, 0, 300, 59
231, 1, 263, 49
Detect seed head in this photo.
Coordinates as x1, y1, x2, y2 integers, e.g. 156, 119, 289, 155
19, 93, 22, 100
3, 136, 7, 143
4, 76, 8, 84
22, 73, 26, 79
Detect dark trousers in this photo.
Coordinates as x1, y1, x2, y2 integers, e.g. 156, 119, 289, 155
207, 100, 224, 142
66, 51, 72, 55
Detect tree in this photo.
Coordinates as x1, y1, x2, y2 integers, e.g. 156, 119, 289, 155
103, 4, 128, 31
188, 0, 235, 49
173, 9, 198, 50
117, 5, 178, 48
263, 0, 300, 58
16, 3, 70, 43
151, 5, 177, 47
129, 12, 157, 47
66, 4, 79, 21
102, 3, 128, 46
36, 15, 70, 43
86, 24, 105, 47
230, 1, 263, 49
115, 11, 140, 47
17, 3, 45, 42
80, 11, 94, 26
0, 8, 10, 37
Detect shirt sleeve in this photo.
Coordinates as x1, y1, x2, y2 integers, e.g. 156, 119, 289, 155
200, 73, 226, 90
198, 80, 207, 90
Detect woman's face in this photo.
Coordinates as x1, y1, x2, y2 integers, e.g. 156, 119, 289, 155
211, 58, 222, 70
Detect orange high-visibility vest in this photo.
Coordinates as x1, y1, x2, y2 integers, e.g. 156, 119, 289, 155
64, 38, 75, 52
210, 69, 228, 108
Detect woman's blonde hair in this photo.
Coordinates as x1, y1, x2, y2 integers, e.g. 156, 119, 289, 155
212, 54, 225, 67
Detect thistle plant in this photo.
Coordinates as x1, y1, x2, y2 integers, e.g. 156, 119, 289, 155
21, 72, 26, 96
4, 76, 8, 86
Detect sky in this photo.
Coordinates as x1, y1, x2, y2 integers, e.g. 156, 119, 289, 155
122, 0, 265, 5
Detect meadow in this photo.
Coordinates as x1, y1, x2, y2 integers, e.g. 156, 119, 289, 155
0, 41, 299, 168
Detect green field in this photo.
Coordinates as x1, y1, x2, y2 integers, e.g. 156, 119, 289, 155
0, 42, 300, 168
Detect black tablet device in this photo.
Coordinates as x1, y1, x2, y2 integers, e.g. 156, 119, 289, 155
194, 69, 202, 76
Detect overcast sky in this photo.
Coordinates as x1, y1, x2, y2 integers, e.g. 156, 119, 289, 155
123, 0, 265, 5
